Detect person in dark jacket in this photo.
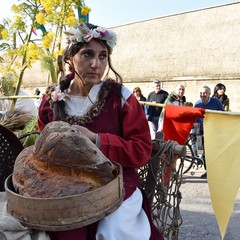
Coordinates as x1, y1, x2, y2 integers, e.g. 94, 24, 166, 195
146, 80, 168, 139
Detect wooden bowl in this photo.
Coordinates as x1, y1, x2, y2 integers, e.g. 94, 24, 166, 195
5, 163, 124, 231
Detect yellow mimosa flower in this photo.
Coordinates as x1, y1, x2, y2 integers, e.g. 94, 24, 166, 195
66, 15, 77, 27
78, 18, 84, 24
36, 12, 45, 25
42, 32, 54, 49
1, 29, 9, 39
54, 0, 62, 4
81, 6, 91, 16
27, 43, 41, 60
11, 4, 20, 14
40, 0, 54, 14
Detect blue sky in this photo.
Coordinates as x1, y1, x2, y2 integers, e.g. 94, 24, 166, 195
1, 0, 239, 27
84, 0, 239, 27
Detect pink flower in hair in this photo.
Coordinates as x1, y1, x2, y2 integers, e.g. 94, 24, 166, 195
51, 86, 65, 102
84, 30, 94, 42
96, 27, 109, 37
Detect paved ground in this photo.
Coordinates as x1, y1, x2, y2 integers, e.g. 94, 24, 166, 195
178, 166, 240, 240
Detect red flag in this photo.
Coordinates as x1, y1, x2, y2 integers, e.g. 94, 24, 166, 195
162, 105, 205, 145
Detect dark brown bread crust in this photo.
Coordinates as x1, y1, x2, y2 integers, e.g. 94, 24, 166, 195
12, 121, 117, 198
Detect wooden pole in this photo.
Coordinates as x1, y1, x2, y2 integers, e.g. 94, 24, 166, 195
139, 101, 240, 116
0, 96, 42, 100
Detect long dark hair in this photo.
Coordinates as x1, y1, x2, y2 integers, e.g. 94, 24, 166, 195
212, 83, 229, 110
212, 83, 226, 97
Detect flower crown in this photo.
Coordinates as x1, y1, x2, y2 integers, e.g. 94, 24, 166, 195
65, 23, 117, 52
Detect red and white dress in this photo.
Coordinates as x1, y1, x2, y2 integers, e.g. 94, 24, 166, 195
38, 79, 164, 240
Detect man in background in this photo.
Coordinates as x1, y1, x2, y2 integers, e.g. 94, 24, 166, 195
146, 80, 168, 139
194, 85, 224, 179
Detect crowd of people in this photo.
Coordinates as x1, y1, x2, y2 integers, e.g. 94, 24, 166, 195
133, 82, 229, 179
133, 82, 228, 136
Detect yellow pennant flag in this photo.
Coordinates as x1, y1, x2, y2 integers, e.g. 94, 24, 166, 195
204, 112, 240, 239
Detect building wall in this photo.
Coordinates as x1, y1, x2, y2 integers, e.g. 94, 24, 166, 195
109, 2, 240, 111
25, 2, 240, 111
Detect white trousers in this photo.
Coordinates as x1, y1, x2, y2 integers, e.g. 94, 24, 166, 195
96, 188, 151, 240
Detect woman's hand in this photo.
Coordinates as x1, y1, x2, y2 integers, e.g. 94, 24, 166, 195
73, 125, 97, 143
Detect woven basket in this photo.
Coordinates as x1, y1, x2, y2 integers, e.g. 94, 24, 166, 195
5, 163, 124, 231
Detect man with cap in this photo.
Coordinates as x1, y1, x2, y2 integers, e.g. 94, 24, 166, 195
146, 80, 169, 139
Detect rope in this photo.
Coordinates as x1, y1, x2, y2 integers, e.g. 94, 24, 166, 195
138, 139, 185, 240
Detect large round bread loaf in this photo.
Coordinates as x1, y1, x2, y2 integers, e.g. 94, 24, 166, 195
12, 121, 117, 198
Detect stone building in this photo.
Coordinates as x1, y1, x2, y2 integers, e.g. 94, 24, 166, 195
25, 2, 240, 111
